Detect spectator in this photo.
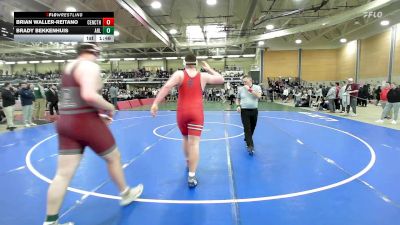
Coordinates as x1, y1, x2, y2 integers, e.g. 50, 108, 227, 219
344, 78, 359, 116
109, 85, 119, 107
33, 82, 46, 120
19, 82, 36, 127
46, 85, 59, 116
1, 83, 17, 131
326, 85, 336, 113
376, 83, 400, 124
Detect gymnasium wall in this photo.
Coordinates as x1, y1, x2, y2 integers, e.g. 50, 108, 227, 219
263, 50, 298, 78
225, 58, 255, 74
359, 29, 391, 79
302, 49, 337, 81
166, 58, 255, 74
165, 59, 183, 71
36, 63, 60, 74
138, 60, 164, 71
336, 41, 357, 81
12, 63, 36, 75
98, 62, 111, 72
263, 27, 397, 83
393, 25, 400, 84
0, 64, 12, 75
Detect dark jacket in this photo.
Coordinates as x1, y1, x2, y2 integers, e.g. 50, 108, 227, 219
387, 87, 400, 103
46, 89, 59, 103
1, 89, 16, 107
19, 88, 35, 106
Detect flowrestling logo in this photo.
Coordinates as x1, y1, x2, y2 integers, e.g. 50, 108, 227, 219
363, 11, 383, 18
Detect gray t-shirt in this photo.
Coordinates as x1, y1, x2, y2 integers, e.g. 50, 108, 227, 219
109, 86, 119, 98
237, 84, 262, 109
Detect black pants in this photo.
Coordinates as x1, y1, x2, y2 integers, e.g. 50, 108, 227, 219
49, 101, 59, 115
229, 95, 235, 105
240, 108, 258, 148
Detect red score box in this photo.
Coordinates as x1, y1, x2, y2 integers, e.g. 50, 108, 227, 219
102, 18, 114, 26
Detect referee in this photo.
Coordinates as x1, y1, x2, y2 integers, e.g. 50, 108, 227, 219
236, 76, 262, 155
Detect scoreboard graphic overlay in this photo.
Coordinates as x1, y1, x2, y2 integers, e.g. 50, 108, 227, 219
14, 12, 114, 42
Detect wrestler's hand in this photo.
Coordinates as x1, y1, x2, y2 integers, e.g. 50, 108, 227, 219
151, 104, 158, 117
105, 109, 115, 118
99, 113, 113, 125
201, 61, 212, 71
243, 85, 250, 91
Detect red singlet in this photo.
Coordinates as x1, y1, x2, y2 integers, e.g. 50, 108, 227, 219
176, 69, 204, 136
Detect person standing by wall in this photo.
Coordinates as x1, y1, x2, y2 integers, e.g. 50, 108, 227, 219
109, 84, 119, 107
326, 84, 336, 113
33, 81, 46, 120
236, 76, 262, 155
19, 82, 36, 127
376, 83, 400, 124
344, 78, 359, 116
379, 82, 392, 119
46, 85, 59, 117
1, 83, 17, 131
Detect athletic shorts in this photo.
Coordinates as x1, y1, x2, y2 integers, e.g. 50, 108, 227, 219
56, 112, 116, 156
177, 109, 204, 136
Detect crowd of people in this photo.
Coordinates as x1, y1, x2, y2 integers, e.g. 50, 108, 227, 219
0, 81, 59, 130
268, 77, 400, 124
2, 72, 399, 130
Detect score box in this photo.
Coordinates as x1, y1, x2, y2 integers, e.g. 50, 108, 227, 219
102, 26, 114, 34
102, 18, 114, 26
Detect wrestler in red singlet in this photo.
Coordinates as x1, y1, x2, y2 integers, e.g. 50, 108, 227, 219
176, 69, 204, 136
151, 54, 224, 188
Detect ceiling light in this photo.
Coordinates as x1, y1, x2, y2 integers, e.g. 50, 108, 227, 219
96, 58, 106, 61
380, 20, 390, 26
29, 61, 39, 64
109, 58, 121, 61
227, 55, 240, 58
197, 56, 208, 59
266, 24, 274, 30
295, 39, 302, 44
166, 57, 178, 60
65, 6, 77, 12
322, 23, 327, 26
41, 60, 52, 63
258, 41, 265, 46
54, 60, 66, 62
151, 1, 162, 9
340, 38, 347, 43
243, 54, 255, 58
124, 58, 136, 61
17, 61, 28, 64
169, 29, 177, 35
114, 30, 120, 36
207, 0, 217, 6
5, 62, 16, 64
